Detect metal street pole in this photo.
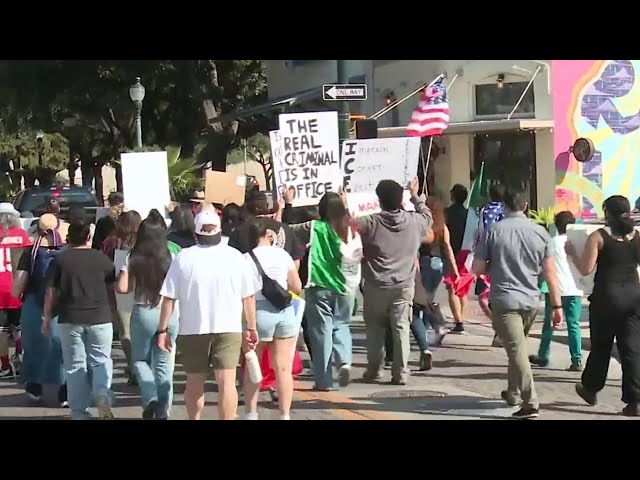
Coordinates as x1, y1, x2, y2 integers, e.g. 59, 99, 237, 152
134, 101, 143, 148
336, 60, 350, 143
129, 77, 146, 148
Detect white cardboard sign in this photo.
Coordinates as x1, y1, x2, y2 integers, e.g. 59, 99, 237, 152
276, 111, 342, 207
341, 137, 421, 193
121, 151, 171, 220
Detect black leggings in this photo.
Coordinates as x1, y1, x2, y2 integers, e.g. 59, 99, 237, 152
583, 296, 640, 404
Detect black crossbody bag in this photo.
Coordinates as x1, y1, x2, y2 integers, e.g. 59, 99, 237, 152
248, 250, 292, 311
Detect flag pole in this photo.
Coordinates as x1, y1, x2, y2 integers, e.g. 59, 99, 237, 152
506, 65, 541, 120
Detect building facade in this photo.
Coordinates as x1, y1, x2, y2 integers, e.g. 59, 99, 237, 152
265, 59, 554, 207
552, 60, 640, 219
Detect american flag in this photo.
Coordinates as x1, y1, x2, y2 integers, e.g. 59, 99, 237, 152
406, 74, 450, 137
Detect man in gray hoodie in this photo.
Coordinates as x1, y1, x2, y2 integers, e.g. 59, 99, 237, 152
357, 178, 432, 384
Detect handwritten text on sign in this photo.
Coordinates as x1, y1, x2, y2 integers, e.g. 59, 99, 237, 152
341, 137, 421, 193
277, 111, 341, 207
347, 191, 415, 218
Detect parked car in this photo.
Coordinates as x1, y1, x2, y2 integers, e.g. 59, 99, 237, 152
13, 186, 100, 223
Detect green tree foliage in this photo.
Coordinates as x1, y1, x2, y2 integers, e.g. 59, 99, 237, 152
227, 133, 274, 186
0, 60, 270, 195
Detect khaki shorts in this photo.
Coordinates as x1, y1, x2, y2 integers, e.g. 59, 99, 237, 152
177, 333, 242, 373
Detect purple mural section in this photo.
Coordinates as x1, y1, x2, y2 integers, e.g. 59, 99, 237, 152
579, 60, 640, 215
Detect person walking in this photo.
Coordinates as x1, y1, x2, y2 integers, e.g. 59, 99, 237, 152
117, 219, 178, 419
475, 185, 505, 347
44, 213, 117, 420
102, 210, 142, 386
472, 187, 563, 419
412, 196, 459, 370
529, 211, 583, 371
566, 196, 640, 416
93, 192, 124, 250
0, 203, 31, 378
357, 178, 432, 385
242, 219, 303, 419
444, 184, 470, 334
13, 214, 66, 406
157, 210, 259, 420
285, 192, 362, 390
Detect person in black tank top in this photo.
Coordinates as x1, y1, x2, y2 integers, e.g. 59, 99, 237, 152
566, 195, 640, 416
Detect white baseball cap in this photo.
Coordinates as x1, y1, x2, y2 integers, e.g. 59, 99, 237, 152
194, 210, 221, 236
0, 202, 20, 217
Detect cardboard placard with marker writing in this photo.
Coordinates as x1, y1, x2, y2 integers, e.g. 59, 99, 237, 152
341, 137, 421, 217
274, 111, 342, 207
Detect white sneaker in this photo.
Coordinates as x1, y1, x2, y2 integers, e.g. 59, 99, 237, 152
338, 366, 351, 387
243, 412, 259, 420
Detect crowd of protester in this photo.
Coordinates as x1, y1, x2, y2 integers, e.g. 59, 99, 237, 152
0, 176, 638, 420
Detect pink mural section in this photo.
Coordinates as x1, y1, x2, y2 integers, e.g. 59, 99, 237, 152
552, 60, 600, 216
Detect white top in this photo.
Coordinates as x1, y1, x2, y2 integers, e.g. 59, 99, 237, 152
244, 245, 295, 302
550, 235, 583, 297
160, 244, 260, 335
221, 235, 230, 246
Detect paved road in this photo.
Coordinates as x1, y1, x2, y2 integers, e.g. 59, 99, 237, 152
0, 291, 634, 420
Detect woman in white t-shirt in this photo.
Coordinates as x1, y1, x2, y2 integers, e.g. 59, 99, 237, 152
116, 219, 178, 420
242, 218, 302, 420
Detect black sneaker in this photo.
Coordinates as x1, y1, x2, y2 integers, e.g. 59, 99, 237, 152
512, 407, 539, 419
391, 376, 407, 386
575, 383, 598, 406
58, 384, 68, 408
127, 374, 138, 387
419, 350, 433, 371
0, 365, 14, 379
622, 403, 640, 417
362, 371, 381, 383
26, 382, 43, 402
567, 362, 583, 372
449, 323, 466, 335
529, 355, 549, 368
142, 400, 158, 420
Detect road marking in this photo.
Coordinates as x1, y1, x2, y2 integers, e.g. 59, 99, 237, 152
294, 383, 399, 420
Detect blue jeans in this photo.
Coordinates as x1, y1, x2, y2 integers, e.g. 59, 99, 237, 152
305, 287, 355, 389
59, 323, 113, 420
411, 257, 445, 351
130, 304, 178, 419
20, 294, 64, 386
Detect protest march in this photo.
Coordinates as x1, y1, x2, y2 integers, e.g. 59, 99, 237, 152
1, 71, 639, 422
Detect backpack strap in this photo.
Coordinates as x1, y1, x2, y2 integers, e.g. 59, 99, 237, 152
248, 250, 267, 278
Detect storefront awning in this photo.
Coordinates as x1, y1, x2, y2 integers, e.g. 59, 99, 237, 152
208, 86, 324, 125
377, 118, 554, 138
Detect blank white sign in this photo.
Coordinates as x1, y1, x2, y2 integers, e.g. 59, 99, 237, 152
121, 151, 171, 220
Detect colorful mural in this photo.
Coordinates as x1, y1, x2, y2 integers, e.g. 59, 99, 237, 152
553, 60, 640, 218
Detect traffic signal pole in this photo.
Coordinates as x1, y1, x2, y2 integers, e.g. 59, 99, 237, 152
336, 60, 350, 143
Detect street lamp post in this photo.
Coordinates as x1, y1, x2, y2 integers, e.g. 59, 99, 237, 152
129, 77, 146, 148
36, 130, 45, 167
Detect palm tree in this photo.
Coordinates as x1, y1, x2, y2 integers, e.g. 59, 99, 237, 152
166, 145, 204, 201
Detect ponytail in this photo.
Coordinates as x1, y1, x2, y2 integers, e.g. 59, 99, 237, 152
609, 212, 635, 237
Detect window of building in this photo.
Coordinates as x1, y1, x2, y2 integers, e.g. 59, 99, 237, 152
474, 81, 535, 119
473, 131, 537, 209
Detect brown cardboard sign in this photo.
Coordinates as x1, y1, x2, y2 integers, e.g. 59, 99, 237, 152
205, 171, 245, 206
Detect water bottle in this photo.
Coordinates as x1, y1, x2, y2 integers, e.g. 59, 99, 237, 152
245, 350, 263, 384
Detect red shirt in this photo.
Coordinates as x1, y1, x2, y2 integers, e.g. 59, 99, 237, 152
0, 227, 32, 309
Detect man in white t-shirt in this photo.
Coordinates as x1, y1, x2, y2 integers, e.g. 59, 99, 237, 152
157, 210, 260, 420
529, 211, 584, 371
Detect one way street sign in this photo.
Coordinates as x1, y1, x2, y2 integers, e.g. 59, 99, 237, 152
323, 84, 368, 101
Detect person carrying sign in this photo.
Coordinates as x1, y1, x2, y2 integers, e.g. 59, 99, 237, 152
354, 178, 432, 385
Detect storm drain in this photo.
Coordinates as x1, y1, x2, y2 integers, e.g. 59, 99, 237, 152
368, 390, 447, 399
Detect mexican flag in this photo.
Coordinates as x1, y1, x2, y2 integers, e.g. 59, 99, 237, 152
460, 162, 485, 273
306, 221, 362, 296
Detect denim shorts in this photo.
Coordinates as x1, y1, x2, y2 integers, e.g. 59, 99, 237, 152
255, 300, 299, 342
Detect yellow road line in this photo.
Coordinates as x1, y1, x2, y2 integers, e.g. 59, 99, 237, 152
294, 383, 399, 421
